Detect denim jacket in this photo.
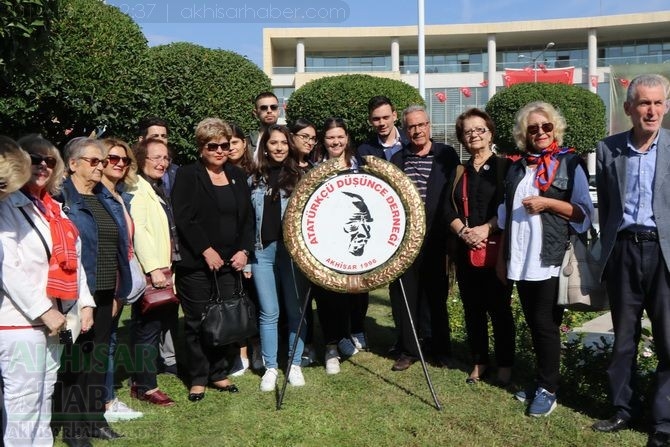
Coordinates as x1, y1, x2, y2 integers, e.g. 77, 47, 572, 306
58, 178, 132, 296
248, 176, 290, 252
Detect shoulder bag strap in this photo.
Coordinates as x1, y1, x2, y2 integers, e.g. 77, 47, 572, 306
461, 170, 469, 227
19, 207, 65, 314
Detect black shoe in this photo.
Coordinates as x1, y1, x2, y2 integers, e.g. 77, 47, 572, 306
592, 416, 629, 433
212, 384, 239, 393
188, 392, 205, 402
648, 432, 670, 447
90, 426, 123, 440
391, 354, 417, 371
63, 436, 93, 447
160, 363, 179, 376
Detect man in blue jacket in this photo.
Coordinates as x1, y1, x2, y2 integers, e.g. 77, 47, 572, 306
357, 96, 409, 161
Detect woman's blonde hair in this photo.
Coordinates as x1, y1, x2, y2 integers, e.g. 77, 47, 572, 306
195, 117, 232, 150
0, 136, 31, 200
512, 101, 567, 151
17, 134, 67, 195
101, 138, 139, 187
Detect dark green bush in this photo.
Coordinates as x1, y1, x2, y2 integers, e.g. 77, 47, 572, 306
485, 83, 606, 154
146, 42, 272, 162
286, 74, 424, 145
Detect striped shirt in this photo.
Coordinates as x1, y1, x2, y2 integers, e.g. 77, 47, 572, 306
403, 152, 434, 203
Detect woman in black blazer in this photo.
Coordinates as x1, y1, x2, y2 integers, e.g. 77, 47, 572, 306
171, 117, 254, 402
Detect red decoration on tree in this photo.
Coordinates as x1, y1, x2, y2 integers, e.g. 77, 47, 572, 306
460, 87, 472, 98
590, 75, 598, 88
618, 78, 630, 88
435, 92, 446, 103
479, 80, 488, 87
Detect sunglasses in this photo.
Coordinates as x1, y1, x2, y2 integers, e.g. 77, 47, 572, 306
527, 122, 554, 135
259, 104, 279, 112
107, 154, 132, 166
30, 154, 57, 169
205, 142, 231, 152
78, 156, 109, 168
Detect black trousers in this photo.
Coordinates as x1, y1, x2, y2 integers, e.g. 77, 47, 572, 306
314, 286, 368, 345
175, 267, 236, 387
130, 298, 179, 393
605, 238, 670, 433
516, 277, 563, 394
54, 289, 115, 438
389, 252, 451, 359
455, 255, 515, 367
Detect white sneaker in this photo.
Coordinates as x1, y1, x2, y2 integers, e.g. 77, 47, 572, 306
104, 398, 143, 422
251, 345, 264, 371
260, 367, 278, 392
230, 356, 249, 377
351, 332, 367, 351
338, 337, 359, 357
325, 347, 341, 375
288, 365, 305, 387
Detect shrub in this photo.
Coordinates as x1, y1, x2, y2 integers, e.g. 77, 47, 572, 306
286, 74, 424, 145
485, 83, 606, 154
146, 43, 272, 162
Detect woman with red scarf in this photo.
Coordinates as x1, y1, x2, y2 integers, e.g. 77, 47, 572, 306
0, 135, 95, 446
496, 101, 594, 417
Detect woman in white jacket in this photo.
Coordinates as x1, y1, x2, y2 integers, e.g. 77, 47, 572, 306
0, 135, 94, 447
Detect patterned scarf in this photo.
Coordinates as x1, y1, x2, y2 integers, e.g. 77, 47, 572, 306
525, 141, 574, 192
40, 192, 80, 300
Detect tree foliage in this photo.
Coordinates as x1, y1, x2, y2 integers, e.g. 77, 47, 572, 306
146, 42, 272, 162
0, 0, 151, 147
485, 83, 606, 154
286, 74, 425, 145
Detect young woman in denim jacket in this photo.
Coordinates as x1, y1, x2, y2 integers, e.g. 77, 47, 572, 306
249, 124, 309, 392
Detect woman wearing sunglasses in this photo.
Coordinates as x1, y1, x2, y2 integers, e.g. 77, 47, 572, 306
0, 135, 94, 446
55, 137, 133, 444
96, 138, 146, 422
496, 102, 593, 417
172, 118, 253, 402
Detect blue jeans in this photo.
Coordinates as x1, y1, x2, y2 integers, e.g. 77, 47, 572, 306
252, 241, 308, 368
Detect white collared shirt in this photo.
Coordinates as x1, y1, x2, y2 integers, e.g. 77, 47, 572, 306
497, 165, 593, 281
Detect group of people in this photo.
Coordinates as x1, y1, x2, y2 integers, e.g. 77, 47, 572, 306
0, 73, 669, 447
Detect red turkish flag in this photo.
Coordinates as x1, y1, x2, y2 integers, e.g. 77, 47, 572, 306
538, 64, 548, 73
479, 80, 488, 87
523, 65, 533, 74
435, 92, 446, 103
618, 78, 630, 88
590, 75, 598, 88
460, 87, 472, 98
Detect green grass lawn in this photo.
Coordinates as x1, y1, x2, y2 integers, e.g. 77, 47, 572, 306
57, 288, 648, 447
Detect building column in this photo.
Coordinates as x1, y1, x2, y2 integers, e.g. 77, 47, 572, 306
296, 39, 305, 73
587, 29, 597, 94
487, 34, 497, 99
391, 38, 400, 72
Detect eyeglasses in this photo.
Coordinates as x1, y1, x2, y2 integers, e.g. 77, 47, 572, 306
30, 154, 57, 169
79, 156, 109, 168
205, 142, 231, 152
463, 127, 488, 136
293, 133, 317, 144
527, 122, 554, 135
107, 154, 132, 166
259, 104, 279, 112
147, 155, 172, 164
407, 122, 429, 132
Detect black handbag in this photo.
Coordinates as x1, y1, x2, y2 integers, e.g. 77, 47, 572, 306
200, 272, 258, 347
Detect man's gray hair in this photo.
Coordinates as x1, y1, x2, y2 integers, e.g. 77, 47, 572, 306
401, 105, 429, 129
626, 74, 670, 102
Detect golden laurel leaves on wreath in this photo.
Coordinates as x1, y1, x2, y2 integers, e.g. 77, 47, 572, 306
283, 155, 426, 293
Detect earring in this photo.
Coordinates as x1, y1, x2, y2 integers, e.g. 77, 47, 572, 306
264, 151, 268, 156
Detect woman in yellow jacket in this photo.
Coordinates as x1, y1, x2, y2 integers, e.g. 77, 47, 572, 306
127, 138, 178, 406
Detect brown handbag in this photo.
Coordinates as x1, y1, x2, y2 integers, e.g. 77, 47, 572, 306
141, 267, 179, 314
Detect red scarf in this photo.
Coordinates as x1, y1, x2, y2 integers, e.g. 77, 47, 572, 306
525, 141, 575, 192
41, 193, 80, 300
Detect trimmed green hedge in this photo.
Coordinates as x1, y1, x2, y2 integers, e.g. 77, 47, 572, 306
146, 43, 272, 162
485, 83, 606, 154
286, 74, 424, 145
